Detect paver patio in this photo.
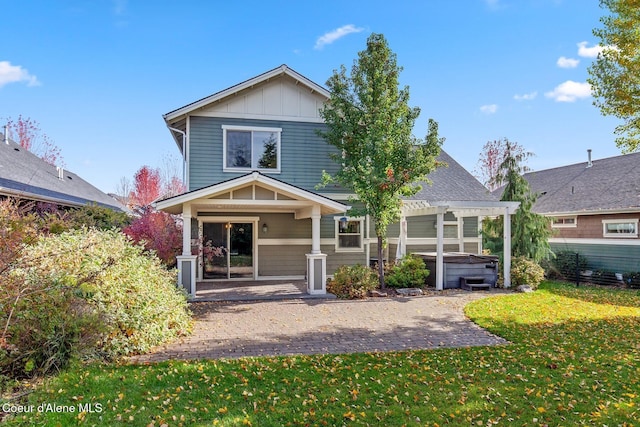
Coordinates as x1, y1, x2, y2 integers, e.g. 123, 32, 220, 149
131, 289, 509, 363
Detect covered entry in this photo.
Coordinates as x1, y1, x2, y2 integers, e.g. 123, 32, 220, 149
154, 172, 348, 297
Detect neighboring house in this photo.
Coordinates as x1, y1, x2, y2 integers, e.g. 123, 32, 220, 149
0, 132, 122, 211
523, 149, 640, 273
155, 64, 518, 296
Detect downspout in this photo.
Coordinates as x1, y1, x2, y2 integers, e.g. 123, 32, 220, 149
167, 126, 187, 189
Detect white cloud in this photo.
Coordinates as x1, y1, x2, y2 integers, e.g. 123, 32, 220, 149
480, 104, 498, 114
577, 41, 606, 58
544, 80, 592, 102
314, 24, 364, 50
0, 61, 40, 88
514, 91, 538, 101
557, 56, 579, 68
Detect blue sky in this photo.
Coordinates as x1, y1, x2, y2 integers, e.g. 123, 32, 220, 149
1, 0, 621, 193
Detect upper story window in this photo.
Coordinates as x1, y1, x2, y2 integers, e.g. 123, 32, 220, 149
222, 125, 281, 173
552, 216, 577, 228
602, 219, 638, 238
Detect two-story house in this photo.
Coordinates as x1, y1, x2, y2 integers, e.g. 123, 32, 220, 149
154, 65, 518, 297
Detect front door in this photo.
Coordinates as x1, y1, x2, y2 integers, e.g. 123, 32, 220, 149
202, 222, 253, 279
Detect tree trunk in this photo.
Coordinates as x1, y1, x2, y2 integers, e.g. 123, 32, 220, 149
377, 235, 385, 289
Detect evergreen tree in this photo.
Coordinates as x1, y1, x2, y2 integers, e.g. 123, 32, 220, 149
483, 139, 552, 263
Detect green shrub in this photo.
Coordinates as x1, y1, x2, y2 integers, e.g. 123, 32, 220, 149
511, 256, 545, 289
385, 254, 430, 288
327, 264, 378, 299
66, 203, 132, 230
2, 229, 192, 379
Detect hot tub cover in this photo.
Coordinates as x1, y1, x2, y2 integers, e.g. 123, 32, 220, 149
414, 252, 499, 264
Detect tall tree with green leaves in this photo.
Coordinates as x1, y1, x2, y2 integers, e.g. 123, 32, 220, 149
587, 0, 640, 152
483, 139, 552, 263
319, 33, 443, 288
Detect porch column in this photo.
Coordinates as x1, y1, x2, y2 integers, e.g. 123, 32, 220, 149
435, 208, 446, 291
177, 203, 197, 298
503, 205, 512, 288
457, 215, 464, 252
306, 205, 326, 294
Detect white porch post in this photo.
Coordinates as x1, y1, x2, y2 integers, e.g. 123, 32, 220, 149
306, 205, 326, 294
503, 206, 512, 288
177, 203, 197, 298
435, 208, 445, 291
457, 215, 464, 252
478, 216, 484, 254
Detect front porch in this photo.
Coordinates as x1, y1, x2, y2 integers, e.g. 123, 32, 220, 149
191, 279, 337, 302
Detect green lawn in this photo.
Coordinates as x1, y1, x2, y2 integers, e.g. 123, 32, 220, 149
3, 281, 639, 426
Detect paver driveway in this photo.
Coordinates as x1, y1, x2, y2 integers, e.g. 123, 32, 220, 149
132, 290, 509, 363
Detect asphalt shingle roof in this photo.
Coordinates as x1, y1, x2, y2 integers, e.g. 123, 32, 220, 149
0, 134, 122, 210
523, 151, 640, 214
408, 150, 497, 202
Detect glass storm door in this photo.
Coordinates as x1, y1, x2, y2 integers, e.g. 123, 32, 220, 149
202, 222, 253, 279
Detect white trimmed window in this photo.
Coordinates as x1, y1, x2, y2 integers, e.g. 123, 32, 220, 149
335, 217, 364, 252
552, 216, 577, 228
602, 219, 638, 238
222, 125, 281, 172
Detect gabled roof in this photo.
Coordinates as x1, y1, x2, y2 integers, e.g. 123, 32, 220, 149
522, 151, 640, 215
163, 64, 330, 122
0, 134, 122, 210
154, 171, 348, 217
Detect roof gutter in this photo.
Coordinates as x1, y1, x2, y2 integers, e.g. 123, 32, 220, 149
167, 126, 188, 190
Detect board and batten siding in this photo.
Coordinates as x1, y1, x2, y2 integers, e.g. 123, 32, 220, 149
188, 116, 343, 193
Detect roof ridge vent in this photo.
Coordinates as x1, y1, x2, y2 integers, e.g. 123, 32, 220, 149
587, 149, 593, 168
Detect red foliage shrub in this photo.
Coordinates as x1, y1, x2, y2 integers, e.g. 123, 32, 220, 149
123, 209, 182, 267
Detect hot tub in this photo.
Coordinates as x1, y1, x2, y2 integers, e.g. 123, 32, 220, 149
414, 252, 499, 289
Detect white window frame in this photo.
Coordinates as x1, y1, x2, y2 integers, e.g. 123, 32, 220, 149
602, 219, 639, 238
551, 216, 577, 228
334, 216, 365, 252
222, 125, 282, 173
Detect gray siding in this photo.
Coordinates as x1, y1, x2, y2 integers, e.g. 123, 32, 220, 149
188, 116, 343, 192
259, 213, 310, 239
323, 245, 368, 275
257, 244, 368, 276
259, 245, 310, 276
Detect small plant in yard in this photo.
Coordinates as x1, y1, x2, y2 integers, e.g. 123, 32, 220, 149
385, 254, 430, 288
510, 256, 545, 289
326, 264, 378, 299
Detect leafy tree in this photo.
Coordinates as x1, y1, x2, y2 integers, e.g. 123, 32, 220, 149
319, 33, 443, 288
587, 0, 640, 152
483, 139, 552, 263
4, 115, 64, 166
129, 166, 162, 209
